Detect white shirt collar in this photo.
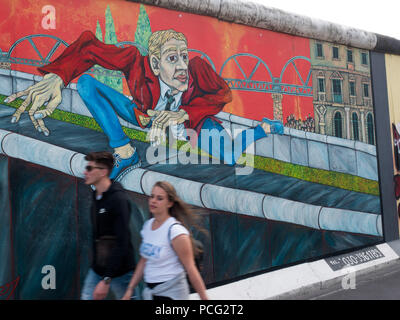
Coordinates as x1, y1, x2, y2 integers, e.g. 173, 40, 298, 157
159, 79, 183, 104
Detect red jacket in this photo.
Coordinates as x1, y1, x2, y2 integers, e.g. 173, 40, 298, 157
38, 31, 232, 133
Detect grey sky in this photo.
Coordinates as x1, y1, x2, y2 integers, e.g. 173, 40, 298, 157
249, 0, 400, 40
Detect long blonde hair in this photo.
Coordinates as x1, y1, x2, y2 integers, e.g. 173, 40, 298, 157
153, 181, 206, 256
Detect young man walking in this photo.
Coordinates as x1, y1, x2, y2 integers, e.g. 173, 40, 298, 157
81, 151, 137, 300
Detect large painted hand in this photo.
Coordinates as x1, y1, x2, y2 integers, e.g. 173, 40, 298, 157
5, 73, 64, 136
147, 109, 189, 146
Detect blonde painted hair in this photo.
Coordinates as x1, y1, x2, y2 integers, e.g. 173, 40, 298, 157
148, 29, 187, 59
153, 181, 207, 257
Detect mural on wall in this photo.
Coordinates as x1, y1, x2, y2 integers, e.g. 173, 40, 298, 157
383, 53, 400, 234
310, 40, 375, 144
0, 0, 383, 299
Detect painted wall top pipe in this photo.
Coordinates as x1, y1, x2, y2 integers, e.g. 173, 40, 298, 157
0, 128, 382, 236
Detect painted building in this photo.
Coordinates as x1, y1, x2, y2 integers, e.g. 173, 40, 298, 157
311, 40, 375, 144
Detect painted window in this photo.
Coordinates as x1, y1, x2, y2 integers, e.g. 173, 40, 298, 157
334, 112, 343, 138
352, 113, 359, 141
349, 81, 356, 96
332, 46, 339, 59
332, 79, 342, 103
361, 52, 369, 65
316, 43, 323, 57
363, 83, 369, 97
347, 49, 353, 63
318, 78, 325, 92
367, 113, 375, 144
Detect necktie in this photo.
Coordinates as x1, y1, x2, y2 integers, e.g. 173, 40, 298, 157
164, 92, 175, 143
164, 92, 175, 111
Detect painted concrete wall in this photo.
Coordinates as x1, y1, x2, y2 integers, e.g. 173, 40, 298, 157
0, 0, 392, 299
385, 54, 400, 133
0, 69, 379, 181
384, 54, 400, 235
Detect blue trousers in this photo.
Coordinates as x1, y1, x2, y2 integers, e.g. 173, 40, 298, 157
77, 74, 267, 164
81, 268, 139, 300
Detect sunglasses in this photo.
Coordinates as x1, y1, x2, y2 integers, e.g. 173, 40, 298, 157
85, 165, 107, 172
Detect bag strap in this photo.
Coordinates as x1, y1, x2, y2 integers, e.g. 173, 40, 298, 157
168, 222, 203, 272
167, 222, 183, 246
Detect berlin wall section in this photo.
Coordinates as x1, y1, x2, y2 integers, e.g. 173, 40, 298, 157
0, 0, 398, 299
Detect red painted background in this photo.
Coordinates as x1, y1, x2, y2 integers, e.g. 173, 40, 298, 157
0, 0, 313, 121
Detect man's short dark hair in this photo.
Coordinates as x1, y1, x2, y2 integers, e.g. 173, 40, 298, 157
85, 151, 114, 175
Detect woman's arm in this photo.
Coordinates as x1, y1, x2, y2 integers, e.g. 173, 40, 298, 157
121, 257, 147, 300
172, 234, 209, 300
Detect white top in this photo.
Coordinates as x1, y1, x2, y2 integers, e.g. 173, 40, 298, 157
140, 217, 190, 283
154, 79, 187, 141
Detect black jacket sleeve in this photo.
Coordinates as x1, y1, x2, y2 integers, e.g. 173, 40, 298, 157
104, 192, 132, 277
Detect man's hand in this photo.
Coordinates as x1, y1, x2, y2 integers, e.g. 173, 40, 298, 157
5, 73, 64, 136
93, 280, 110, 300
147, 109, 188, 146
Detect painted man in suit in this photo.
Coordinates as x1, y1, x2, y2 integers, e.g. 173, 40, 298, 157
6, 29, 283, 179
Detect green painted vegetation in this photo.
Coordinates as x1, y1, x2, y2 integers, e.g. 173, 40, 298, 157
250, 155, 379, 196
93, 6, 123, 93
134, 4, 152, 55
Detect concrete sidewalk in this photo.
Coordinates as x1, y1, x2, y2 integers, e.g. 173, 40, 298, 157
189, 240, 400, 300
310, 258, 400, 300
308, 240, 400, 300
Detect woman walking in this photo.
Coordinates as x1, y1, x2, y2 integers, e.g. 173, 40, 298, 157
122, 181, 208, 300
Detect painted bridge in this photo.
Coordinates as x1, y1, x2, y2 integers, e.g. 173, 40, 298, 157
0, 34, 313, 97
0, 35, 381, 239
0, 67, 381, 238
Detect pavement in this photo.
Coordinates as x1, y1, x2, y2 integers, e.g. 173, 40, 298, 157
285, 239, 400, 300
188, 240, 400, 300
312, 260, 400, 300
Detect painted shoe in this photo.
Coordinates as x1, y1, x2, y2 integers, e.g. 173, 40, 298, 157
110, 147, 142, 181
262, 117, 284, 135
